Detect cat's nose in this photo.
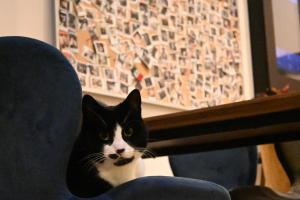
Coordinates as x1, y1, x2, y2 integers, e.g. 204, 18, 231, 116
116, 148, 125, 154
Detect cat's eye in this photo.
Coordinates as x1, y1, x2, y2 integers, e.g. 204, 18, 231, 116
100, 132, 109, 141
124, 127, 134, 137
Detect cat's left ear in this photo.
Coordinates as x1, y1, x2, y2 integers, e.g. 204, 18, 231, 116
124, 89, 142, 111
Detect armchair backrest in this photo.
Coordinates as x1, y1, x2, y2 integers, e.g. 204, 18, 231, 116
0, 37, 82, 200
169, 146, 258, 190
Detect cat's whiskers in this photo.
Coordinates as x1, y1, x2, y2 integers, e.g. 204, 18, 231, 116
81, 152, 105, 162
134, 147, 156, 158
84, 156, 106, 171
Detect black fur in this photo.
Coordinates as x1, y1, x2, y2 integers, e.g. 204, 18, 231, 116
67, 90, 148, 198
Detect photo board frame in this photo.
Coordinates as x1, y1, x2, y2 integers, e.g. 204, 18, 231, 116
55, 0, 254, 110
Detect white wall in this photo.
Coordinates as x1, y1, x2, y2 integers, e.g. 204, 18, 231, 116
272, 0, 300, 55
0, 0, 176, 176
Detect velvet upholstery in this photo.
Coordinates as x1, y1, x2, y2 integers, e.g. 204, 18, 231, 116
169, 146, 258, 190
0, 36, 230, 200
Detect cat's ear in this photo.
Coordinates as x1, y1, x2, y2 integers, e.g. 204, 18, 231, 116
124, 89, 141, 111
82, 95, 100, 112
82, 95, 107, 127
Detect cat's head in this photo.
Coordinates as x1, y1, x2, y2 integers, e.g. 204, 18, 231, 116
81, 89, 148, 167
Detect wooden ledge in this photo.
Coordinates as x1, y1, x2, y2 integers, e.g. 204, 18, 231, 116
144, 92, 300, 156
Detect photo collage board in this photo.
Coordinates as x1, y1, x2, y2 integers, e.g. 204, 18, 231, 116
57, 0, 245, 109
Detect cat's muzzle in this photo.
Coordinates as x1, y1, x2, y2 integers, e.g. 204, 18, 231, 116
113, 156, 135, 166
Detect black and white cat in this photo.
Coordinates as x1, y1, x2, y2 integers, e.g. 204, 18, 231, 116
67, 89, 149, 198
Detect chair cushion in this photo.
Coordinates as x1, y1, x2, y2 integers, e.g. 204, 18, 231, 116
69, 176, 230, 200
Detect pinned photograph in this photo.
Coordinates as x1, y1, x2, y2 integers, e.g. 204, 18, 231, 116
158, 89, 167, 100
68, 13, 77, 30
119, 71, 130, 85
82, 46, 96, 63
69, 32, 78, 51
91, 77, 103, 88
77, 62, 88, 74
106, 81, 116, 91
60, 0, 69, 11
59, 30, 69, 49
120, 83, 129, 94
78, 74, 87, 87
144, 77, 153, 88
59, 9, 68, 28
88, 64, 100, 76
94, 41, 106, 54
104, 68, 115, 81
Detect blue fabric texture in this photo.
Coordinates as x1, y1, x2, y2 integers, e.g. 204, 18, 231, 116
169, 146, 258, 190
0, 36, 230, 200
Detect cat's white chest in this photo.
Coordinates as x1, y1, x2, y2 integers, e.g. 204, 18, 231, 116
95, 157, 144, 187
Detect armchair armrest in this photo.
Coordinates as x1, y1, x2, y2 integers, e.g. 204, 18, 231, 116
145, 92, 300, 156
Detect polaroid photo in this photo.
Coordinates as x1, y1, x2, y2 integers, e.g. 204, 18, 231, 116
100, 27, 108, 37
88, 64, 100, 76
93, 41, 106, 54
77, 62, 88, 74
142, 33, 151, 46
132, 31, 145, 47
158, 89, 167, 100
161, 29, 168, 42
104, 68, 115, 81
140, 49, 151, 67
106, 81, 116, 92
161, 17, 169, 27
60, 0, 69, 11
92, 0, 102, 8
168, 31, 175, 41
105, 2, 115, 14
88, 26, 99, 41
147, 87, 156, 98
78, 16, 88, 30
151, 65, 160, 78
119, 70, 130, 85
180, 48, 187, 57
124, 22, 131, 35
116, 19, 123, 32
158, 79, 165, 89
169, 15, 176, 27
139, 2, 148, 13
98, 54, 109, 66
120, 83, 129, 94
150, 46, 158, 59
130, 10, 139, 21
144, 77, 153, 88
68, 13, 77, 30
120, 0, 127, 7
105, 14, 115, 25
159, 47, 168, 62
117, 7, 126, 18
59, 9, 68, 29
142, 14, 149, 26
78, 74, 87, 87
58, 30, 69, 50
132, 23, 140, 32
151, 35, 160, 43
90, 77, 103, 88
169, 42, 176, 52
68, 32, 78, 52
82, 46, 96, 63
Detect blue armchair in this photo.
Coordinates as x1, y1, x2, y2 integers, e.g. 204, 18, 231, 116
0, 36, 230, 200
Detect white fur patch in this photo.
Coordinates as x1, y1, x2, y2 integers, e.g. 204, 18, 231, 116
95, 124, 144, 187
